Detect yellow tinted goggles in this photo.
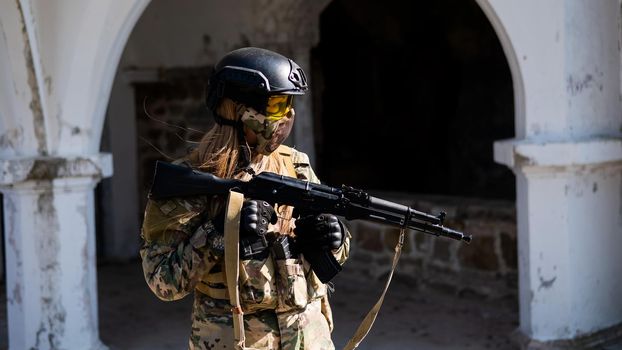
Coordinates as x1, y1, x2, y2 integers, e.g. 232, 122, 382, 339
265, 95, 293, 122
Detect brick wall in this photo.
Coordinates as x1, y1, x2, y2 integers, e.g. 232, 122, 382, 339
344, 193, 517, 298
134, 67, 214, 214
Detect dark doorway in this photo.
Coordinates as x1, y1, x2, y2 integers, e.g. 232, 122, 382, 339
314, 0, 515, 199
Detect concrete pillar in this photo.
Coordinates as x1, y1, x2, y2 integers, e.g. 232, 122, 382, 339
0, 0, 150, 348
481, 0, 622, 347
502, 144, 622, 346
1, 155, 112, 349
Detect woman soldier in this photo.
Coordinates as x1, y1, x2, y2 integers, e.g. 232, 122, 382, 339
140, 47, 351, 350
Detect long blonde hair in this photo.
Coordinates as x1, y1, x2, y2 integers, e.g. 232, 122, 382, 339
188, 98, 295, 234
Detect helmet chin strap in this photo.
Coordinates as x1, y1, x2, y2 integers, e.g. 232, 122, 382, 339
238, 138, 253, 173
212, 112, 238, 127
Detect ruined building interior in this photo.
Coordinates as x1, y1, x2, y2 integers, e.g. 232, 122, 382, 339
1, 0, 622, 349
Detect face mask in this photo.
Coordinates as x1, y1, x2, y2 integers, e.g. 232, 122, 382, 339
240, 106, 295, 155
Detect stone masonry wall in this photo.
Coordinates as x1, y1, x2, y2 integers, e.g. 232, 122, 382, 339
344, 192, 517, 298
134, 67, 213, 214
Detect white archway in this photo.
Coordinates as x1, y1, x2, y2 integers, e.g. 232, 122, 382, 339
0, 1, 150, 348
476, 0, 622, 347
474, 0, 526, 139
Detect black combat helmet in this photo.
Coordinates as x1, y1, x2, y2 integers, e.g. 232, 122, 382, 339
206, 47, 308, 115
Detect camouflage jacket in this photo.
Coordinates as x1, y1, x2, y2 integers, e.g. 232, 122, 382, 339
140, 148, 351, 349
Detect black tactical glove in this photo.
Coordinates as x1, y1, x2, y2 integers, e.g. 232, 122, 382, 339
239, 199, 277, 259
294, 213, 344, 251
241, 199, 278, 236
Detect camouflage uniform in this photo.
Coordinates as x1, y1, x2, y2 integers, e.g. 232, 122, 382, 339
140, 148, 351, 350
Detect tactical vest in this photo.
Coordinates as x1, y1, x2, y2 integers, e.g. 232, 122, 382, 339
194, 145, 328, 314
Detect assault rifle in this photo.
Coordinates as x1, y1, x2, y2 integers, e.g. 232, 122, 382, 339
148, 161, 472, 282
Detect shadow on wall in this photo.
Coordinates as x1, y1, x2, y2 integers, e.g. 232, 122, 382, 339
313, 0, 515, 200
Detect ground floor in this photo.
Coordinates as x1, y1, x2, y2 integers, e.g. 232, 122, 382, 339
4, 261, 622, 350
1, 260, 521, 350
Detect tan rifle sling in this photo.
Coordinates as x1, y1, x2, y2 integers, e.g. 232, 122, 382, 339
224, 190, 259, 350
223, 146, 295, 350
343, 229, 405, 349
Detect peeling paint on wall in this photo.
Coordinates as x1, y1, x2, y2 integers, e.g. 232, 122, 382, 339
25, 157, 103, 182
514, 153, 534, 167
35, 190, 66, 348
537, 267, 557, 291
15, 0, 47, 155
0, 156, 110, 186
76, 201, 97, 332
567, 74, 594, 96
0, 127, 24, 153
5, 195, 22, 306
538, 275, 557, 290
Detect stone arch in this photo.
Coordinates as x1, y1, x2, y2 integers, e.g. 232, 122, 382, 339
0, 2, 154, 348
473, 0, 526, 139
87, 0, 152, 152
473, 1, 622, 345
472, 0, 528, 340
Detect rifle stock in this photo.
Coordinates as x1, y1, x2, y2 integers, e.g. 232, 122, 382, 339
149, 160, 245, 199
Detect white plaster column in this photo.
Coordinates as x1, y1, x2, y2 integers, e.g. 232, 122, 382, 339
498, 141, 622, 346
482, 0, 622, 347
0, 1, 150, 347
1, 155, 112, 350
